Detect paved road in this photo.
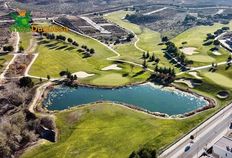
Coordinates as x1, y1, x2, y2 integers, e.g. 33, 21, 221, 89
143, 7, 168, 16
160, 103, 232, 158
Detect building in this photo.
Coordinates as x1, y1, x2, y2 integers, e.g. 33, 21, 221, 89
213, 136, 232, 158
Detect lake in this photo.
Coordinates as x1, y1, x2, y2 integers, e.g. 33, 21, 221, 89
44, 83, 207, 115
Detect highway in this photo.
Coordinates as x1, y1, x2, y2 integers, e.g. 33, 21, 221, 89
160, 103, 232, 158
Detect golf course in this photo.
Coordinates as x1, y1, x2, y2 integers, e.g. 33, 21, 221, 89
16, 9, 232, 158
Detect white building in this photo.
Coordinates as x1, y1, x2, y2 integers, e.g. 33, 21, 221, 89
213, 136, 232, 158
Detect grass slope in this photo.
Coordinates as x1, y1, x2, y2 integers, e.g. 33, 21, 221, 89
172, 22, 232, 66
21, 103, 214, 158
29, 29, 150, 86
105, 11, 173, 68
29, 31, 115, 78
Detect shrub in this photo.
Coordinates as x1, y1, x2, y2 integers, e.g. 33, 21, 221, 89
3, 45, 14, 52
19, 77, 34, 88
40, 117, 55, 130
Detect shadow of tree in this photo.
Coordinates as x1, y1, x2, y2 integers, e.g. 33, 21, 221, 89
132, 70, 145, 77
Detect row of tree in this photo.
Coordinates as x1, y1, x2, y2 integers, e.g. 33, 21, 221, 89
165, 41, 189, 66
59, 70, 78, 81
43, 33, 79, 47
42, 33, 95, 58
142, 52, 160, 64
150, 66, 176, 85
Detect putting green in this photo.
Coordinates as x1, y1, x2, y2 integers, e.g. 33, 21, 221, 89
203, 72, 232, 88
91, 73, 130, 86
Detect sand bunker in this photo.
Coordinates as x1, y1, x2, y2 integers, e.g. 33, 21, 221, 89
180, 47, 199, 55
175, 79, 194, 88
72, 71, 94, 78
212, 51, 221, 56
188, 72, 202, 79
101, 64, 122, 71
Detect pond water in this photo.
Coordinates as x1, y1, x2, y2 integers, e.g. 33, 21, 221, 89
44, 83, 208, 115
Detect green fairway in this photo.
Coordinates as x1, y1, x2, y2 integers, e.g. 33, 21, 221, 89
29, 31, 116, 78
189, 55, 216, 63
105, 11, 173, 68
172, 22, 232, 66
19, 32, 32, 50
21, 103, 215, 158
28, 29, 150, 86
202, 72, 232, 88
80, 63, 151, 86
91, 73, 130, 86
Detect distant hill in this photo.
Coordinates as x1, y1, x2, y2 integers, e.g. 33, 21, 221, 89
10, 0, 232, 15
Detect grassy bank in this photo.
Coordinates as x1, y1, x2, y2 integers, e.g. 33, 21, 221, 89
21, 103, 216, 158
28, 31, 115, 78
172, 22, 232, 67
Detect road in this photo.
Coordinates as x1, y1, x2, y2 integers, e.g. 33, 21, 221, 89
143, 7, 168, 16
160, 103, 232, 158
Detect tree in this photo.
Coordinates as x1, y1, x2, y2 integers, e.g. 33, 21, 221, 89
3, 45, 14, 52
228, 55, 232, 62
19, 77, 34, 88
146, 52, 150, 59
190, 135, 194, 140
142, 52, 146, 59
162, 36, 169, 43
150, 53, 155, 61
59, 71, 67, 77
142, 59, 147, 69
56, 35, 66, 41
19, 46, 24, 52
81, 45, 87, 49
67, 38, 73, 43
89, 48, 95, 54
72, 41, 79, 47
213, 40, 220, 46
166, 42, 177, 54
